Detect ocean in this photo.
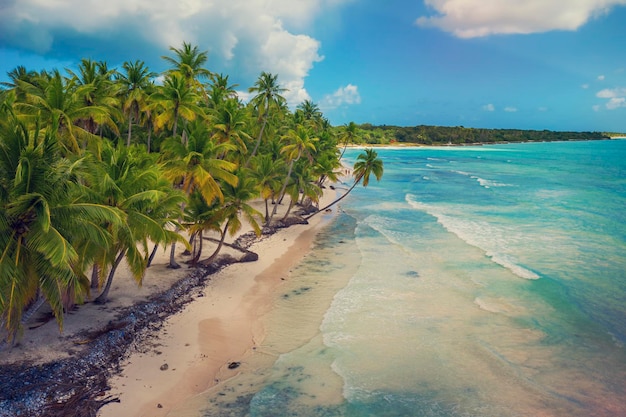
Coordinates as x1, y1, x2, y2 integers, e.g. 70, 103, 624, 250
174, 139, 626, 416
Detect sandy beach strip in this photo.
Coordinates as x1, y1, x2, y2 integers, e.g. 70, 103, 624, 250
97, 192, 338, 417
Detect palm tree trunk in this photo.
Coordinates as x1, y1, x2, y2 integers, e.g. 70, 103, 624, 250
303, 176, 362, 220
168, 241, 181, 269
147, 243, 159, 267
147, 121, 153, 153
126, 110, 133, 147
190, 230, 203, 265
90, 264, 100, 289
281, 198, 295, 221
95, 250, 126, 304
268, 160, 294, 225
201, 220, 230, 265
246, 112, 267, 166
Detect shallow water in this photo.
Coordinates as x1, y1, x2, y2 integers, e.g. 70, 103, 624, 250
173, 140, 626, 416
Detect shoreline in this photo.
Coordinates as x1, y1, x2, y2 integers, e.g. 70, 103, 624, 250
98, 204, 337, 417
0, 187, 340, 417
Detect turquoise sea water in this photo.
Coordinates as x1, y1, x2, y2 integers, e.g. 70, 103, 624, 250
179, 140, 626, 416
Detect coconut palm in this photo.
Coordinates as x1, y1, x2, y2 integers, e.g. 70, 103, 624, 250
304, 148, 383, 220
211, 98, 251, 161
295, 99, 324, 131
268, 124, 317, 224
206, 73, 238, 109
117, 60, 156, 146
246, 72, 287, 163
150, 73, 203, 144
66, 58, 120, 141
249, 154, 285, 223
0, 114, 121, 340
200, 169, 262, 265
92, 144, 183, 304
339, 121, 359, 159
162, 42, 212, 90
14, 69, 112, 155
159, 121, 239, 268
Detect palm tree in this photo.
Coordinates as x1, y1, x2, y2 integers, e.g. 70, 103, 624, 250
246, 72, 287, 163
211, 98, 251, 161
92, 145, 183, 304
1, 66, 38, 101
14, 69, 112, 155
183, 191, 223, 265
150, 73, 203, 144
268, 124, 317, 224
162, 42, 211, 90
200, 170, 262, 265
206, 73, 238, 108
339, 121, 359, 159
159, 121, 239, 268
295, 99, 324, 131
0, 114, 121, 340
249, 154, 285, 223
304, 148, 384, 220
117, 60, 156, 146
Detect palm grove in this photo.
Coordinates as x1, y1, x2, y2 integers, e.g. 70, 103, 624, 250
0, 43, 383, 342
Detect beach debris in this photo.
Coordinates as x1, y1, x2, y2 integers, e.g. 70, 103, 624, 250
227, 362, 241, 369
160, 363, 168, 371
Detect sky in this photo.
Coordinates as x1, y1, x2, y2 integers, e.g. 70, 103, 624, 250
1, 0, 625, 132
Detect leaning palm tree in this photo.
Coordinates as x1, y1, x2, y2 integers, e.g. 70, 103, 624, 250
249, 154, 285, 223
159, 121, 239, 268
304, 148, 384, 220
339, 121, 359, 159
92, 144, 184, 304
0, 115, 121, 341
246, 72, 287, 163
200, 170, 262, 266
268, 124, 317, 224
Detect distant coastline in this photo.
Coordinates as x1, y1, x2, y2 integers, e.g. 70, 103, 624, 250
346, 123, 620, 147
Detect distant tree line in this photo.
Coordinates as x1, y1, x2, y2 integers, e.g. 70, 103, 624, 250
353, 124, 610, 145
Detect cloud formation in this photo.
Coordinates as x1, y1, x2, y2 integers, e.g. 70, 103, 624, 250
416, 0, 626, 38
0, 0, 349, 106
596, 87, 626, 109
320, 84, 361, 110
482, 103, 495, 111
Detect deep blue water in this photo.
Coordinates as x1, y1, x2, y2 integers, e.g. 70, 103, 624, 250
189, 140, 626, 417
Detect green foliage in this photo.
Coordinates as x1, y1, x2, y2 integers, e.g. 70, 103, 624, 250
353, 124, 609, 145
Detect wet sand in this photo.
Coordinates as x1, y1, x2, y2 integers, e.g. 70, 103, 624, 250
97, 194, 337, 417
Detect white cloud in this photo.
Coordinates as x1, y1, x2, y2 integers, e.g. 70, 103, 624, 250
320, 84, 361, 110
606, 97, 626, 109
482, 103, 495, 111
416, 0, 626, 38
582, 84, 589, 89
598, 74, 606, 81
596, 87, 626, 98
0, 0, 351, 108
504, 106, 518, 112
596, 87, 626, 109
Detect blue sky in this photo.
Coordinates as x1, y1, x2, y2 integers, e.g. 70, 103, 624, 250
1, 0, 625, 131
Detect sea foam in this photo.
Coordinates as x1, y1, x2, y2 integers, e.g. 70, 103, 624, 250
406, 195, 540, 280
